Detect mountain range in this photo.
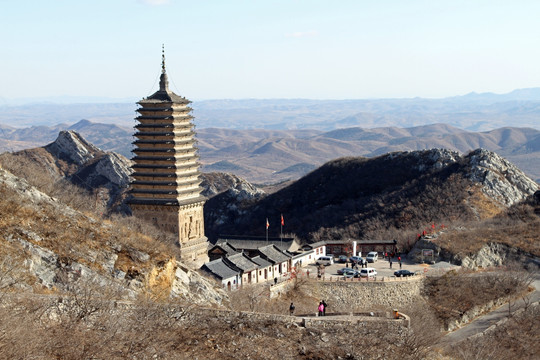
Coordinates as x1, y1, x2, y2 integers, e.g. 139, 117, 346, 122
1, 120, 539, 183
3, 87, 540, 131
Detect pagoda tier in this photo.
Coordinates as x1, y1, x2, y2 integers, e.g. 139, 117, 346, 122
133, 130, 195, 138
127, 50, 208, 267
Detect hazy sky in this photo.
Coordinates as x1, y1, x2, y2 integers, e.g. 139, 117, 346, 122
2, 0, 540, 101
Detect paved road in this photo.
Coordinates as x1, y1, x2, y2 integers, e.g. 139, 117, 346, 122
436, 273, 540, 347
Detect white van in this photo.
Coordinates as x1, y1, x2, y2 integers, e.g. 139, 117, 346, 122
366, 252, 378, 263
360, 267, 377, 278
316, 256, 334, 266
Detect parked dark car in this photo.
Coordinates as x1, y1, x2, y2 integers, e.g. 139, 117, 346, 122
342, 269, 359, 278
337, 255, 348, 263
394, 270, 414, 277
338, 267, 357, 275
349, 256, 365, 265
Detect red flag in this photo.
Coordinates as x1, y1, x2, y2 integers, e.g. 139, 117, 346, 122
281, 214, 284, 226
266, 218, 269, 229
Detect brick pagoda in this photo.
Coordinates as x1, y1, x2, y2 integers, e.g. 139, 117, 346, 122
128, 48, 208, 267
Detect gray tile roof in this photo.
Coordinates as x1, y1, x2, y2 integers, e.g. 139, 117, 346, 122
201, 258, 240, 280
225, 253, 258, 272
209, 241, 239, 256
324, 239, 397, 245
292, 249, 314, 259
258, 244, 291, 264
309, 241, 327, 248
222, 238, 294, 252
251, 255, 272, 268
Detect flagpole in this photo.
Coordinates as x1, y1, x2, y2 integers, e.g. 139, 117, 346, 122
280, 216, 283, 243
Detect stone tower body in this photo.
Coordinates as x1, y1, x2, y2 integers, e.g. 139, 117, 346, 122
128, 50, 209, 267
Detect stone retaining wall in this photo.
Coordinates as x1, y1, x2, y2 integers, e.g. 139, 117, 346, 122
305, 276, 424, 310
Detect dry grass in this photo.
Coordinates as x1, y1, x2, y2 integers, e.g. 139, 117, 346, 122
0, 170, 182, 299
436, 218, 540, 257
0, 291, 410, 360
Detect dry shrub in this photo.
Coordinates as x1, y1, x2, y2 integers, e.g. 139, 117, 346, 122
401, 299, 444, 360
423, 265, 533, 329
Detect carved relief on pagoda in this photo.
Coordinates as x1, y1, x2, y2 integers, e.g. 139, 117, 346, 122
178, 203, 205, 244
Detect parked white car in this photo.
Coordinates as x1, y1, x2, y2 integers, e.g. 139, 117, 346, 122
366, 252, 378, 263
316, 256, 334, 266
360, 267, 377, 278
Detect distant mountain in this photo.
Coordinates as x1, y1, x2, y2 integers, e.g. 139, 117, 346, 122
3, 88, 540, 132
0, 119, 132, 157
204, 149, 539, 243
455, 88, 540, 102
1, 121, 540, 183
198, 125, 540, 183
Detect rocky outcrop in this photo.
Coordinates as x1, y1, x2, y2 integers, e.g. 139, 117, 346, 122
200, 172, 265, 199
465, 148, 539, 206
459, 242, 540, 270
45, 130, 101, 166
403, 148, 538, 207
400, 148, 461, 172
70, 152, 132, 196
41, 131, 132, 212
93, 153, 131, 187
408, 238, 540, 270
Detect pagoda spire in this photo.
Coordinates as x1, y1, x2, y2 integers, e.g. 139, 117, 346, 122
159, 44, 169, 92
161, 44, 166, 73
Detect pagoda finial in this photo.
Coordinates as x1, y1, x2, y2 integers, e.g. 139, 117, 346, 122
161, 44, 166, 74
159, 44, 169, 92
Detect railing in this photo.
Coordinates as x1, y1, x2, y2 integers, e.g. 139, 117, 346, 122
298, 273, 424, 283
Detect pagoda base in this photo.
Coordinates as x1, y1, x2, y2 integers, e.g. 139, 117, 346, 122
130, 201, 208, 268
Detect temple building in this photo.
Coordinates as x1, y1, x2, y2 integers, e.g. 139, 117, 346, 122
128, 48, 209, 267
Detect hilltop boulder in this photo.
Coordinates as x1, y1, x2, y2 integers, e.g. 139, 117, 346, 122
466, 148, 539, 206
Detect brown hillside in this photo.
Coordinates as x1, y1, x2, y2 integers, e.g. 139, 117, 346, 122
204, 149, 538, 248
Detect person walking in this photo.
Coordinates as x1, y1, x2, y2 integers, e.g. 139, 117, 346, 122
318, 302, 324, 317
289, 302, 295, 316
322, 300, 328, 316
389, 259, 393, 269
